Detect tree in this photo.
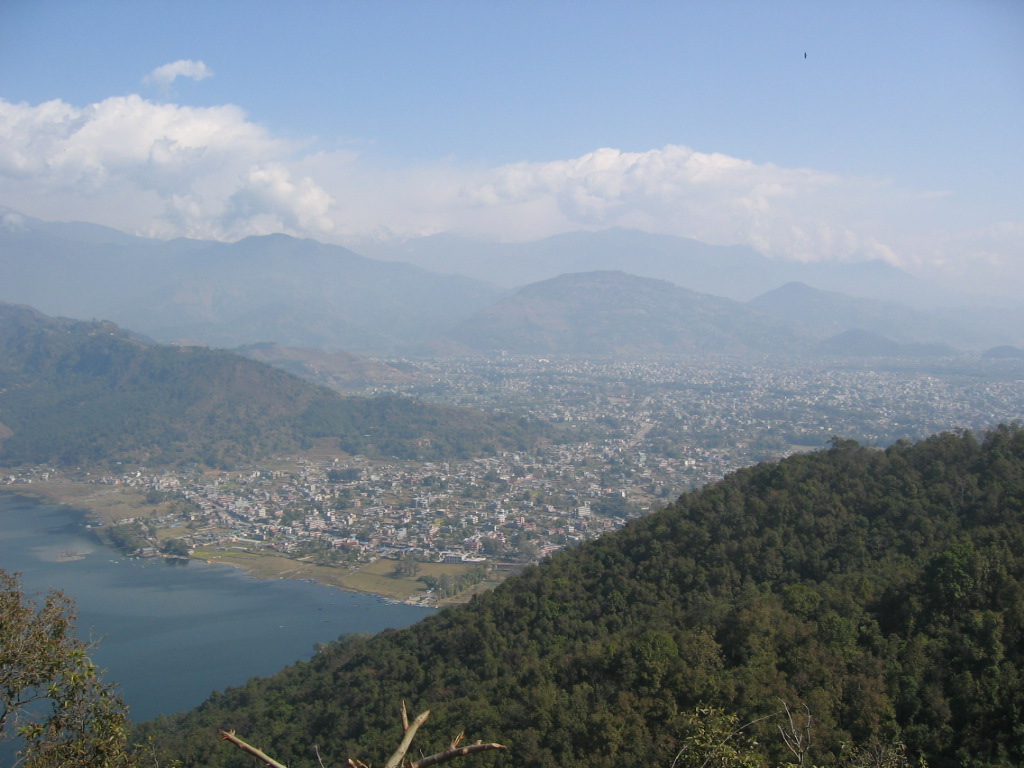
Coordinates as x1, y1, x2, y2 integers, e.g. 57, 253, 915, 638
393, 557, 421, 578
0, 568, 135, 768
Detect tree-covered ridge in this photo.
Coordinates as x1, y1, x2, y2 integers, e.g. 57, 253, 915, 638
0, 303, 543, 467
142, 425, 1024, 768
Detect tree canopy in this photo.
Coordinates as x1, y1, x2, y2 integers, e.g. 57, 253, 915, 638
0, 569, 135, 768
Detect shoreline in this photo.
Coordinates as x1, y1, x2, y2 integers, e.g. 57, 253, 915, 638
0, 484, 483, 606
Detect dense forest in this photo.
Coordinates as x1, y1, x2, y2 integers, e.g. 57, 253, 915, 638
0, 303, 543, 467
140, 425, 1024, 767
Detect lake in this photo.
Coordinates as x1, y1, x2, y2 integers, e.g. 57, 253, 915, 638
0, 491, 434, 722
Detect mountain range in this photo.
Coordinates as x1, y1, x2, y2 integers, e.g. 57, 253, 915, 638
0, 209, 503, 354
3, 209, 1022, 355
353, 227, 936, 304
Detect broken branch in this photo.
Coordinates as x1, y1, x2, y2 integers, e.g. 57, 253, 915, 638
412, 742, 509, 768
218, 729, 290, 768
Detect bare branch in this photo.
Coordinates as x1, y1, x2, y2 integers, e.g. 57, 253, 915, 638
412, 742, 509, 768
218, 729, 290, 768
384, 708, 431, 768
777, 700, 812, 765
219, 703, 504, 768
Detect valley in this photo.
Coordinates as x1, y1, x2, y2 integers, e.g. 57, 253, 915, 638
8, 352, 1023, 607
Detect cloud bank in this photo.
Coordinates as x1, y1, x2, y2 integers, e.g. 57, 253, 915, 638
0, 93, 1019, 293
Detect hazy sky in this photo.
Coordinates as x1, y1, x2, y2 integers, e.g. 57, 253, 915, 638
1, 0, 1021, 294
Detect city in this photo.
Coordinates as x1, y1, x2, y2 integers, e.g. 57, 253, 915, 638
6, 353, 1024, 605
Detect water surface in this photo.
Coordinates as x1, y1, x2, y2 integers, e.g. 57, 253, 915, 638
0, 492, 433, 721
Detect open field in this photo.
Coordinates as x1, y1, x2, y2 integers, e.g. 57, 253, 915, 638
189, 547, 498, 603
191, 547, 359, 591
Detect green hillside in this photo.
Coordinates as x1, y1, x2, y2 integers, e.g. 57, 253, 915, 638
142, 425, 1024, 767
0, 304, 541, 467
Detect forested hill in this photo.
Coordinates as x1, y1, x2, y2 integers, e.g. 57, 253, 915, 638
143, 425, 1024, 768
0, 303, 542, 467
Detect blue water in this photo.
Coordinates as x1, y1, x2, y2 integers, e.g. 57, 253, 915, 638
0, 492, 434, 722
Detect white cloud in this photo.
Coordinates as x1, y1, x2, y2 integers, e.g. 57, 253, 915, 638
0, 92, 1019, 295
143, 60, 213, 86
0, 95, 336, 239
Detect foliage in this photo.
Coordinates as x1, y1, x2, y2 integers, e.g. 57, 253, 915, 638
139, 425, 1024, 768
0, 569, 135, 768
666, 707, 768, 768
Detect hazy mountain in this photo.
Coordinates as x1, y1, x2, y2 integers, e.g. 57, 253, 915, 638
5, 211, 1019, 355
0, 303, 542, 467
815, 328, 958, 358
981, 345, 1024, 360
356, 227, 938, 304
442, 271, 807, 355
748, 282, 992, 349
143, 426, 1024, 768
0, 211, 505, 354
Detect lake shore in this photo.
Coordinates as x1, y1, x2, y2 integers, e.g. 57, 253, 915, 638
4, 478, 160, 526
1, 480, 498, 605
0, 490, 434, 723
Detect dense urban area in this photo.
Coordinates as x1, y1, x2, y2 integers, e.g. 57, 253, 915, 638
6, 354, 1024, 604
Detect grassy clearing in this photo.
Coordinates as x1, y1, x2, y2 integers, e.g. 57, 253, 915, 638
191, 549, 504, 603
339, 564, 426, 601
191, 548, 355, 590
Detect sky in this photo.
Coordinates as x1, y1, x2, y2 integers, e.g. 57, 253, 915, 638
0, 0, 1021, 295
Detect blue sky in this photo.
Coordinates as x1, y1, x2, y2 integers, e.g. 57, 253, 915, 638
1, 0, 1021, 294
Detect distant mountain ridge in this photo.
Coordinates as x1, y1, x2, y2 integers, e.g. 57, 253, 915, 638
0, 303, 542, 467
4, 210, 1022, 354
443, 271, 807, 355
749, 282, 996, 349
356, 227, 939, 304
0, 212, 505, 354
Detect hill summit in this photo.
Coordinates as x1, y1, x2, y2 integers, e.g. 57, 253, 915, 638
444, 271, 803, 355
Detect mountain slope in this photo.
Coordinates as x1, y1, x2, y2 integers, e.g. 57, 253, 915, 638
234, 342, 413, 388
443, 271, 806, 355
144, 425, 1024, 768
0, 304, 541, 467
